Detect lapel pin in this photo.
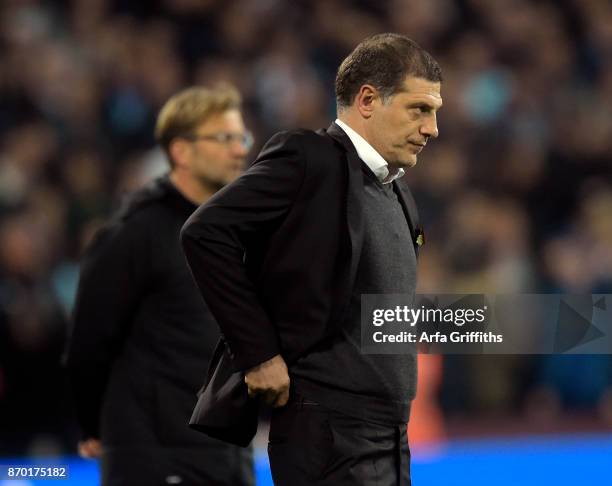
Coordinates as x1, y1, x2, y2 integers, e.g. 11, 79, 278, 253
415, 227, 425, 247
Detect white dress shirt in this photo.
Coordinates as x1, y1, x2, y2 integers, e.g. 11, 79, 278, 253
334, 119, 405, 184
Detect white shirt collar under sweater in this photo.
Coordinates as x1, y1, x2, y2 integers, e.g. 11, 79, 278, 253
334, 119, 405, 184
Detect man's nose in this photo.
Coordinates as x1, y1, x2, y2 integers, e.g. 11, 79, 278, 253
231, 142, 249, 157
420, 114, 439, 139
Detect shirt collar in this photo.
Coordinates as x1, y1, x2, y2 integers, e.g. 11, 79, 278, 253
334, 119, 405, 184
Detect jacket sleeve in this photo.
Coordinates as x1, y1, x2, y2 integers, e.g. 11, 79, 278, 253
65, 215, 148, 439
181, 131, 307, 371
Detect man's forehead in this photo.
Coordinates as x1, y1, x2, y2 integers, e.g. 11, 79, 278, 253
398, 77, 443, 105
196, 110, 243, 130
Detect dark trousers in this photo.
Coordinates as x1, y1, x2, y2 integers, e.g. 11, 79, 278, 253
268, 394, 411, 486
101, 445, 254, 486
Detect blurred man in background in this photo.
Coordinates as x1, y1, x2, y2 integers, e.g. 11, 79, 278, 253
182, 34, 442, 485
66, 85, 255, 486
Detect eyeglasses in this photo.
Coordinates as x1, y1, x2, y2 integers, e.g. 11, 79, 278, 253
185, 131, 254, 150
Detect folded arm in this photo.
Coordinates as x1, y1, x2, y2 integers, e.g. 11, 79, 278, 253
181, 131, 306, 374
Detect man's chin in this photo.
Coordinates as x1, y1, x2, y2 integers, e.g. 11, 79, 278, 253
197, 177, 227, 192
391, 156, 417, 170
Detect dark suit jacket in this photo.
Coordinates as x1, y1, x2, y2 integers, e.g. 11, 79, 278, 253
181, 123, 421, 445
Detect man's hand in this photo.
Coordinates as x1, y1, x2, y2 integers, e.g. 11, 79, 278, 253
78, 438, 102, 458
244, 354, 290, 407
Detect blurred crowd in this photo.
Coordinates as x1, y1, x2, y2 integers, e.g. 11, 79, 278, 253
0, 0, 611, 456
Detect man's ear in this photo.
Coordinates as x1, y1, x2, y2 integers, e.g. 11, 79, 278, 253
169, 139, 191, 170
355, 84, 379, 119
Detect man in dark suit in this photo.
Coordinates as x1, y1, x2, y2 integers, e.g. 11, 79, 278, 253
66, 85, 255, 486
181, 34, 443, 485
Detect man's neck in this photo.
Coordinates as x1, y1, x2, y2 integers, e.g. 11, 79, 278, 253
337, 112, 369, 142
169, 170, 216, 206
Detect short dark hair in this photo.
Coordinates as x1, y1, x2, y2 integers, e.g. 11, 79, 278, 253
335, 33, 442, 110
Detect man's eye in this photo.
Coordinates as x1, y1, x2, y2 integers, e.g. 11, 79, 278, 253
409, 106, 428, 114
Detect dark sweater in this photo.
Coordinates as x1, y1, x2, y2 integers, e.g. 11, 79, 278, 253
292, 165, 418, 426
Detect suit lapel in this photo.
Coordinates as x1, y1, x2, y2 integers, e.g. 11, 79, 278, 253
325, 122, 364, 300
392, 180, 421, 256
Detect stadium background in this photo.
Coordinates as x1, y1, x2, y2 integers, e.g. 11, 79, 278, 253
0, 0, 611, 484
